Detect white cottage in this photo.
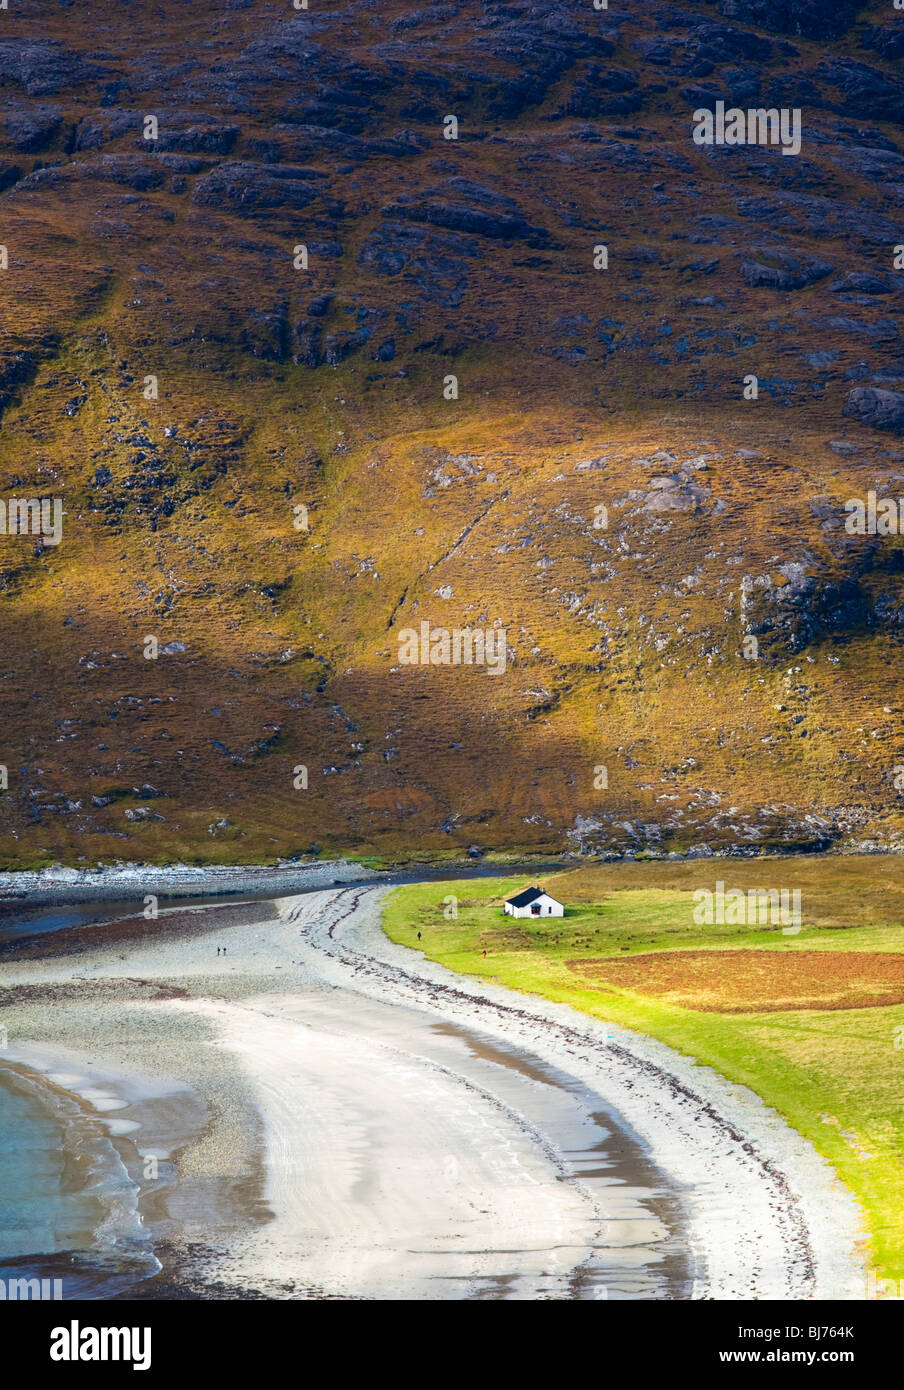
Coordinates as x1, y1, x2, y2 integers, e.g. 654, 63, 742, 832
503, 886, 564, 919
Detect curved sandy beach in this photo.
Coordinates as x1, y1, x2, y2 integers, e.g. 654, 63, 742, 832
0, 883, 866, 1299
268, 886, 866, 1299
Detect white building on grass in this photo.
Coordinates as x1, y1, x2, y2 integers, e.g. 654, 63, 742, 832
503, 886, 564, 919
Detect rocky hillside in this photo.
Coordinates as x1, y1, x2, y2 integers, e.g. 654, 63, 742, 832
0, 0, 903, 866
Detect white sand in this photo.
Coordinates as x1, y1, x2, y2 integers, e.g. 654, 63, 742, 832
0, 884, 868, 1299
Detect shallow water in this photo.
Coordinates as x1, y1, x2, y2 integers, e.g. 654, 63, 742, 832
0, 862, 563, 946
0, 1067, 159, 1299
0, 880, 693, 1300
0, 892, 276, 944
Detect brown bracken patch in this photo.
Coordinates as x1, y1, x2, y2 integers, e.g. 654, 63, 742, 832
566, 950, 904, 1013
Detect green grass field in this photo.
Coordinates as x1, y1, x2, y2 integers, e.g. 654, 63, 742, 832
382, 856, 904, 1285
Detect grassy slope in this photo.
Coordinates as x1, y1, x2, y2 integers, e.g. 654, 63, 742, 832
0, 1, 903, 865
383, 856, 904, 1282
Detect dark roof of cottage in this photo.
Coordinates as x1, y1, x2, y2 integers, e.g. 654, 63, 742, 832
505, 886, 558, 908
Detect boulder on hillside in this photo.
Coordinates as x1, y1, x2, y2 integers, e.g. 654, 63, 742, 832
843, 387, 904, 433
830, 271, 894, 295
719, 0, 862, 41
383, 187, 551, 246
0, 40, 102, 96
740, 246, 833, 290
4, 106, 61, 151
191, 162, 340, 219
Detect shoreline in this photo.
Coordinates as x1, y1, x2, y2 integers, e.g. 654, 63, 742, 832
0, 1057, 163, 1298
0, 881, 868, 1300
0, 855, 574, 914
1, 841, 903, 911
0, 1038, 272, 1299
0, 887, 690, 1299
279, 886, 868, 1300
0, 858, 386, 909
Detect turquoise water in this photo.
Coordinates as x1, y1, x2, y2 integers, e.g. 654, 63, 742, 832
0, 1067, 159, 1298
0, 1070, 90, 1256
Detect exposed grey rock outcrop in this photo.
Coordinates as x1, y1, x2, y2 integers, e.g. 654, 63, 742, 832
843, 388, 904, 434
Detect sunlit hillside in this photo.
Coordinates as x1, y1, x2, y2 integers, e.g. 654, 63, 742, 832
0, 0, 902, 866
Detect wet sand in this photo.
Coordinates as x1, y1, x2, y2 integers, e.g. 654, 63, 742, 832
0, 884, 867, 1299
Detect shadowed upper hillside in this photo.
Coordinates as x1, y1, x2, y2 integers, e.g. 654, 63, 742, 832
0, 0, 902, 866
